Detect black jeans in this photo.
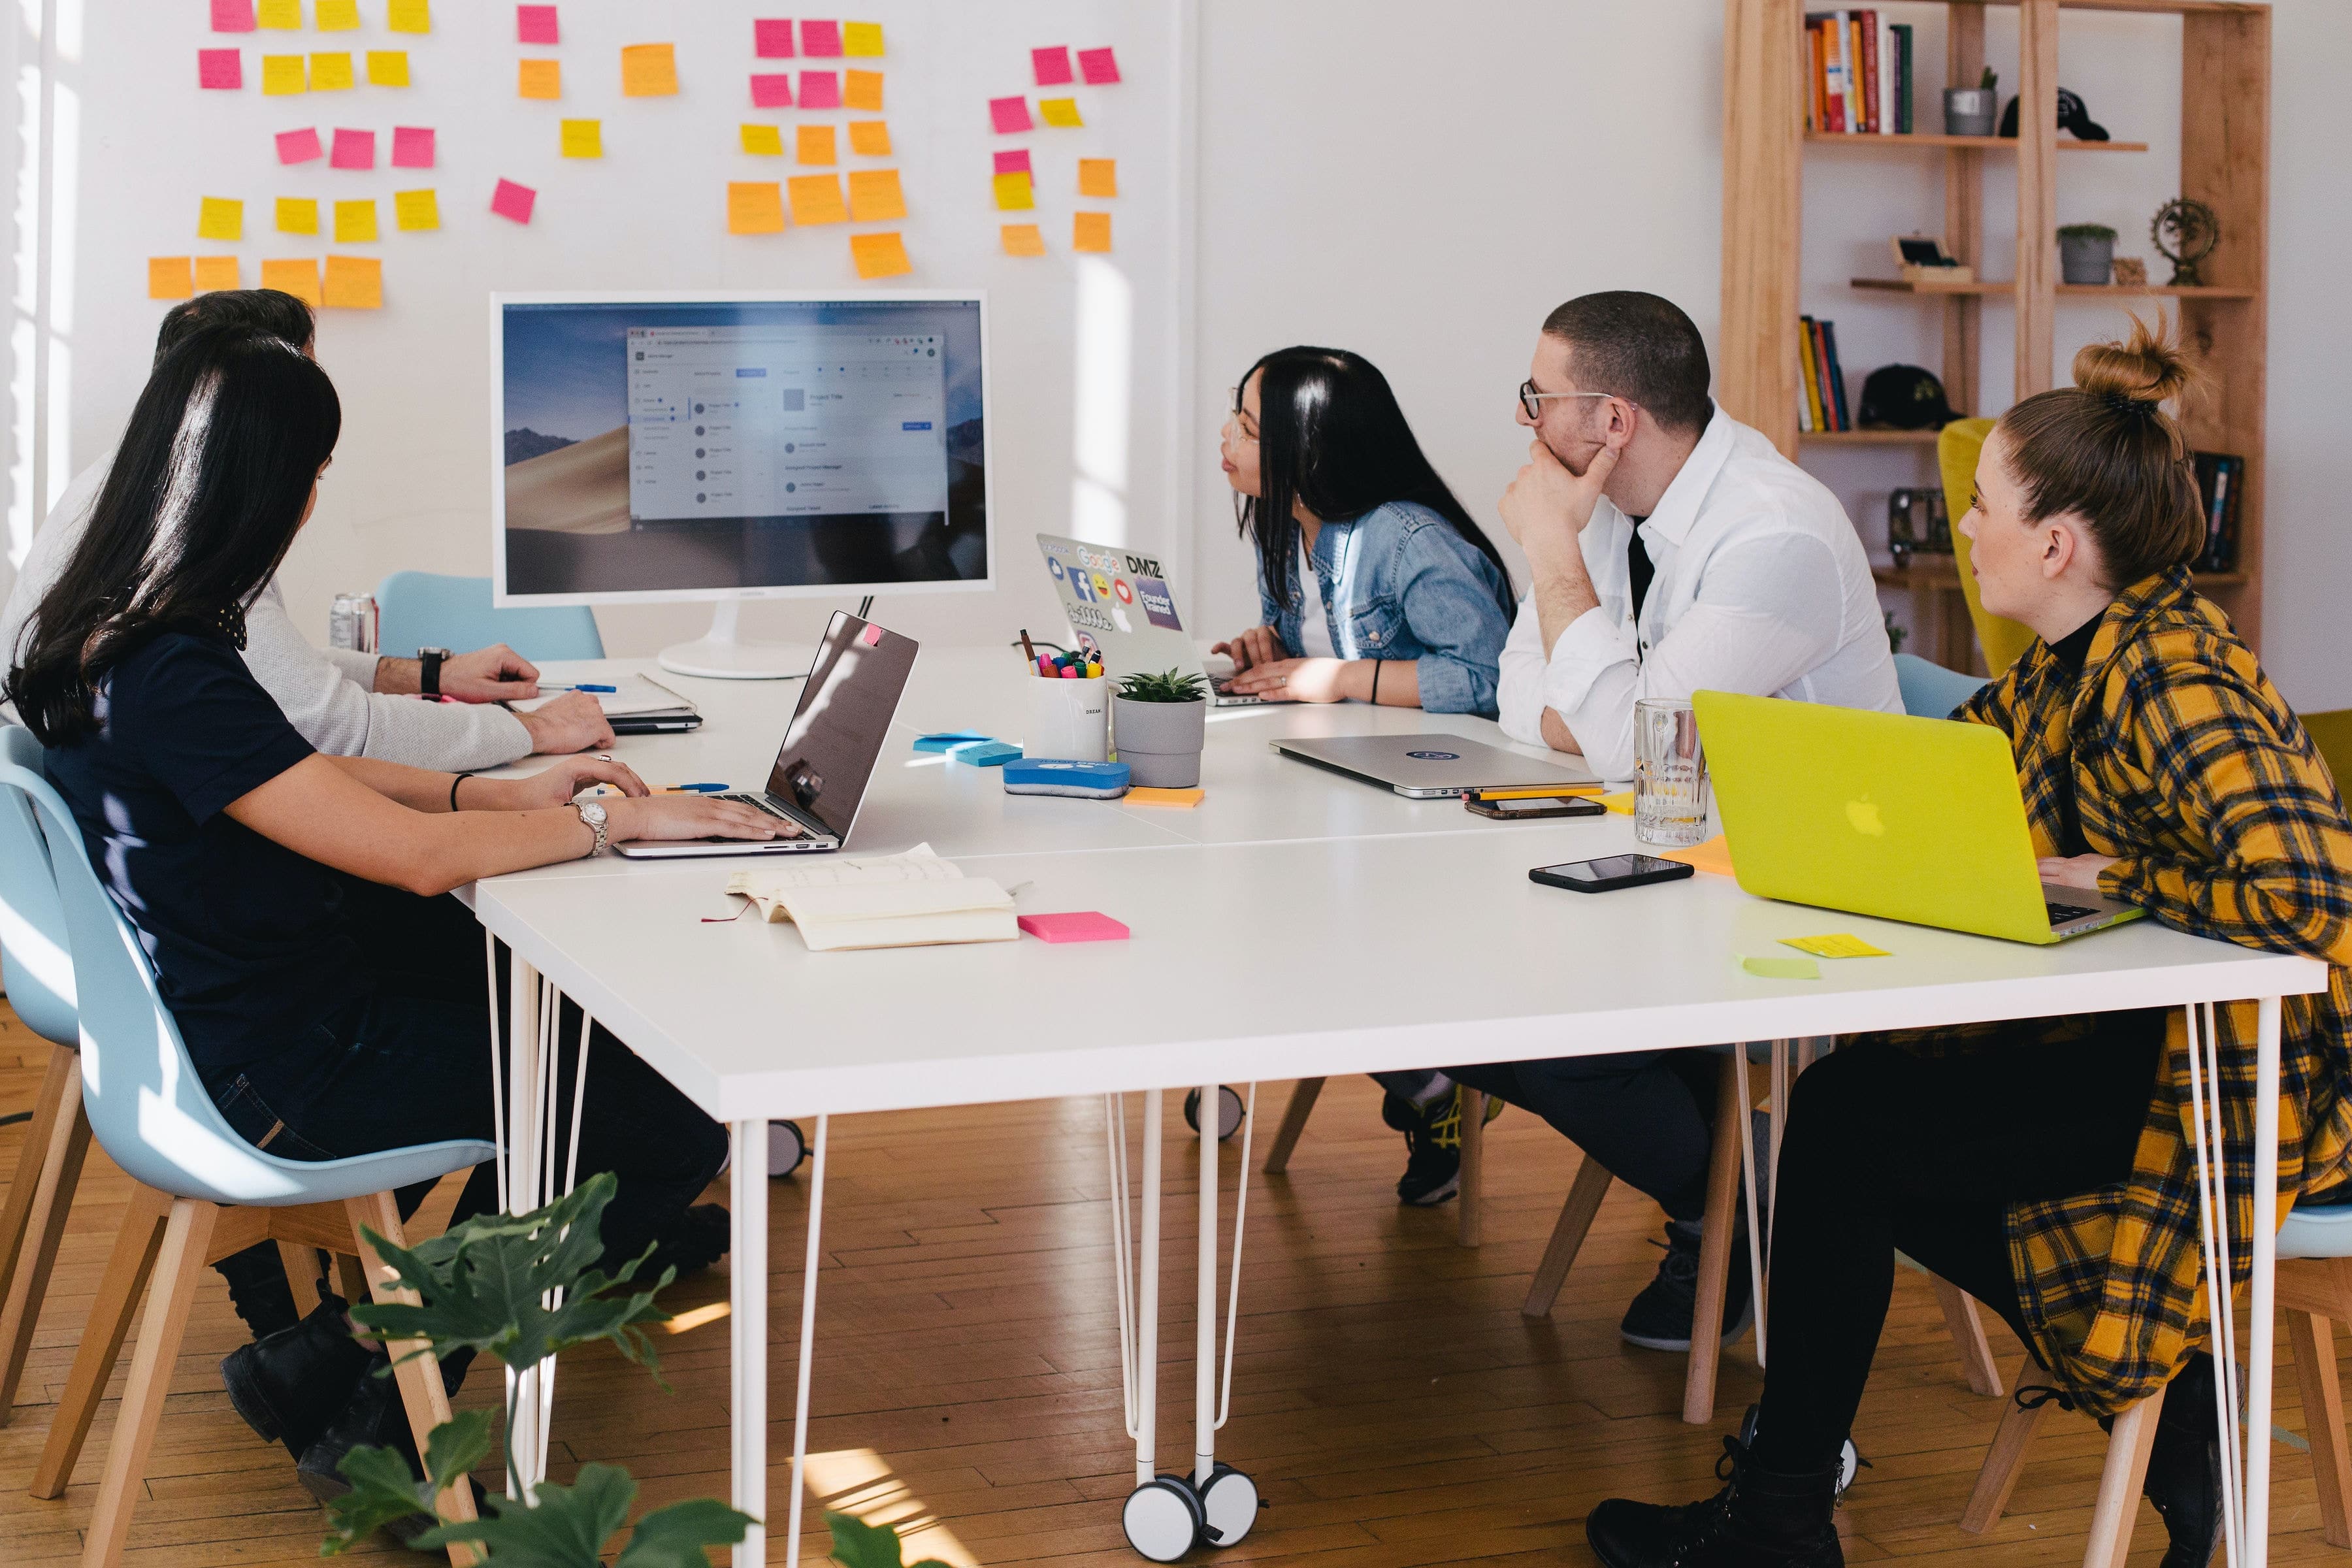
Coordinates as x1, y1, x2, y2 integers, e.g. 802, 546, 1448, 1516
1748, 1013, 2164, 1471
1448, 1049, 1723, 1221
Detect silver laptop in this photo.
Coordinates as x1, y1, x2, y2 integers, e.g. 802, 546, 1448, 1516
1273, 734, 1599, 799
615, 612, 917, 858
1035, 532, 1266, 706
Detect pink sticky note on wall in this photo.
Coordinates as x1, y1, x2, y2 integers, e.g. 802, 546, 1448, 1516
516, 5, 559, 45
391, 125, 434, 167
1032, 46, 1073, 86
1077, 46, 1121, 85
212, 0, 256, 31
199, 49, 244, 89
989, 95, 1033, 135
754, 18, 794, 57
276, 126, 324, 163
491, 178, 537, 224
992, 148, 1032, 176
750, 73, 794, 107
798, 69, 840, 108
1018, 911, 1130, 944
329, 128, 376, 169
800, 19, 841, 57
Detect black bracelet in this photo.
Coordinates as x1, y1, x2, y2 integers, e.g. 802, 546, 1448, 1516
449, 774, 465, 813
1369, 660, 1382, 705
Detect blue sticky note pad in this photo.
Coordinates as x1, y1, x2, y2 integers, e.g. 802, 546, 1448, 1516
915, 730, 993, 753
1004, 759, 1130, 798
947, 739, 1022, 766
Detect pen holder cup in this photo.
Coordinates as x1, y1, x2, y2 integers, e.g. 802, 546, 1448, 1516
1026, 675, 1111, 762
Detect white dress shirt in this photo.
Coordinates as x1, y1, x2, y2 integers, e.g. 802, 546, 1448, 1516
1497, 404, 1900, 779
2, 457, 534, 770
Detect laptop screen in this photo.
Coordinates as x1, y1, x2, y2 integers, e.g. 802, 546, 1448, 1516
764, 612, 919, 839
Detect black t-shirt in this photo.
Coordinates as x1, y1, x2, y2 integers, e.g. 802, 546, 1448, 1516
2044, 611, 2104, 858
1626, 515, 1656, 623
46, 631, 361, 1073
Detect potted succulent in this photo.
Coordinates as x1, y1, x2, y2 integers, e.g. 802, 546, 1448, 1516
1945, 66, 1998, 137
2059, 222, 2119, 285
1113, 668, 1209, 788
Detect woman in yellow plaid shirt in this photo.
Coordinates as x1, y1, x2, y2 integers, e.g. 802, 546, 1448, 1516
1590, 319, 2352, 1568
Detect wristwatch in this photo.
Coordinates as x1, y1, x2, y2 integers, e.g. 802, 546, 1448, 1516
418, 646, 453, 697
572, 800, 609, 857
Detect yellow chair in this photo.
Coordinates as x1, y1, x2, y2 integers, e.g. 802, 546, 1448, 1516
1937, 418, 2038, 677
2303, 710, 2352, 792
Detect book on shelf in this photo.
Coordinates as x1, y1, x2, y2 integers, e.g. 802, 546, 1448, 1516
1803, 10, 1909, 135
1797, 316, 1852, 432
2192, 452, 2244, 572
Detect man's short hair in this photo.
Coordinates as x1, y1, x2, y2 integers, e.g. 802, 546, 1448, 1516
1541, 291, 1712, 435
155, 289, 316, 365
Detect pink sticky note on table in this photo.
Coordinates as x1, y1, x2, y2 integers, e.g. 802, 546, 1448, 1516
276, 126, 323, 163
199, 48, 244, 89
212, 0, 256, 31
1018, 912, 1130, 944
798, 69, 840, 108
516, 5, 559, 45
329, 127, 376, 169
993, 148, 1032, 176
754, 18, 794, 57
750, 73, 793, 107
990, 95, 1032, 135
1032, 46, 1073, 86
800, 19, 841, 57
491, 178, 536, 225
391, 125, 434, 168
1077, 46, 1120, 85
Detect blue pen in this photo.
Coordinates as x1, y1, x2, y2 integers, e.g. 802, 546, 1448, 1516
666, 782, 727, 793
546, 681, 617, 693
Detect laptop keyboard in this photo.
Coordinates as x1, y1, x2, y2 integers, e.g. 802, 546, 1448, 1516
2046, 900, 2100, 925
714, 792, 791, 819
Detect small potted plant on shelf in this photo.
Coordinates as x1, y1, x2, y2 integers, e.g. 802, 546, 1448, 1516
1946, 67, 1998, 137
1113, 668, 1209, 788
2059, 222, 2119, 286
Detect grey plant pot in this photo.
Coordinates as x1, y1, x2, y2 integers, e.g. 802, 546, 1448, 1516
1944, 88, 1997, 137
2059, 233, 2115, 286
1113, 695, 1207, 788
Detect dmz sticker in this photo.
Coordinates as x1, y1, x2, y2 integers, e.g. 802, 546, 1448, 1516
1135, 577, 1183, 631
1405, 750, 1461, 760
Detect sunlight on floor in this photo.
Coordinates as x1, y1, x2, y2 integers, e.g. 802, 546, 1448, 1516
800, 1448, 979, 1568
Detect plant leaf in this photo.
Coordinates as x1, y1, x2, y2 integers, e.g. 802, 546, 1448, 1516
421, 1407, 496, 1498
614, 1497, 759, 1568
825, 1512, 907, 1568
318, 1441, 434, 1555
417, 1463, 638, 1565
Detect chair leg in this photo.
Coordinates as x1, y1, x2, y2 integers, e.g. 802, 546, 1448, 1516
1456, 1089, 1486, 1248
277, 1242, 323, 1318
2289, 1307, 2352, 1548
1523, 1154, 1613, 1318
80, 1198, 219, 1568
1260, 1078, 1324, 1175
2082, 1388, 2162, 1568
346, 1192, 480, 1562
1682, 1054, 1746, 1426
1933, 1274, 2006, 1397
1960, 1355, 2052, 1533
32, 1183, 172, 1499
0, 1050, 90, 1422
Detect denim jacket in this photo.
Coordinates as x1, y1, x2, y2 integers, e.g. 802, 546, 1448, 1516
1258, 500, 1512, 717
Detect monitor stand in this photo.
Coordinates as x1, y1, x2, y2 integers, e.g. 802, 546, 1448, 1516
657, 598, 816, 681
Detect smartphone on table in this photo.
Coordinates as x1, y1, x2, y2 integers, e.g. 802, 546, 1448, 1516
1465, 793, 1606, 821
1529, 854, 1696, 893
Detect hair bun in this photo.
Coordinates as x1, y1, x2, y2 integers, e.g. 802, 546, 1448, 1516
2070, 312, 2195, 409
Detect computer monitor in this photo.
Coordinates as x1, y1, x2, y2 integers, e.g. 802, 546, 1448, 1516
491, 291, 991, 678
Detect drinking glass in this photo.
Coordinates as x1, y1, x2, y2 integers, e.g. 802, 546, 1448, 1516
1634, 697, 1711, 847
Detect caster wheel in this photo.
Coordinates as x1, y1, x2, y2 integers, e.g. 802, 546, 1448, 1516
1122, 1475, 1205, 1562
1837, 1437, 1861, 1499
1198, 1463, 1259, 1548
1181, 1086, 1246, 1142
768, 1120, 808, 1178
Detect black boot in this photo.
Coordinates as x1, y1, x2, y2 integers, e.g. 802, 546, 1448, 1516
298, 1352, 483, 1552
2144, 1354, 2224, 1568
1588, 1437, 1844, 1567
219, 1290, 374, 1460
642, 1202, 733, 1279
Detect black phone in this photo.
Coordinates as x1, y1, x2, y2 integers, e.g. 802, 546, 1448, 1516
1529, 854, 1696, 893
1465, 794, 1607, 821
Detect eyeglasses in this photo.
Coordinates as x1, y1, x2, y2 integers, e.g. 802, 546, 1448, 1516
1518, 380, 1629, 421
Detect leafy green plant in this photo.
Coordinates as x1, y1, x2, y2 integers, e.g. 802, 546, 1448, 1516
2058, 223, 2119, 241
827, 1512, 951, 1568
320, 1173, 755, 1566
1979, 67, 1998, 93
1116, 668, 1209, 704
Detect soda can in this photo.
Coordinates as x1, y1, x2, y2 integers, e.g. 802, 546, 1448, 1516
328, 593, 379, 654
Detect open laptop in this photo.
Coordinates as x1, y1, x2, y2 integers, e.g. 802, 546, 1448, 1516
1034, 532, 1266, 706
1273, 734, 1599, 800
1692, 689, 2143, 943
615, 612, 917, 858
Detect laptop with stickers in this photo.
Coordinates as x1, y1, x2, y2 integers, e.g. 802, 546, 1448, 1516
1034, 532, 1266, 706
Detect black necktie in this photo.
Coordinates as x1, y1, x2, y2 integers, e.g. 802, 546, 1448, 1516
1626, 516, 1654, 623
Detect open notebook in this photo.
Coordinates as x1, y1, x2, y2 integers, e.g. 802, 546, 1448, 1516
725, 844, 1017, 952
512, 675, 700, 728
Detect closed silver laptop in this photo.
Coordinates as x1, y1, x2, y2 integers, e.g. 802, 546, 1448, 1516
1273, 734, 1599, 799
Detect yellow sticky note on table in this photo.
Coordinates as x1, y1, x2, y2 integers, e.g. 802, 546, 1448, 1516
1078, 158, 1117, 198
261, 257, 321, 306
366, 50, 410, 86
841, 22, 884, 56
322, 254, 382, 308
620, 42, 678, 97
850, 231, 910, 280
847, 120, 890, 156
517, 58, 561, 99
276, 196, 319, 234
845, 168, 904, 222
727, 182, 785, 235
1781, 933, 1891, 960
1127, 786, 1204, 808
257, 0, 301, 26
333, 197, 378, 242
787, 173, 846, 225
740, 123, 783, 156
1598, 790, 1635, 815
316, 0, 359, 29
796, 124, 836, 165
1000, 222, 1046, 257
385, 0, 430, 33
262, 54, 306, 94
195, 256, 241, 292
843, 69, 883, 111
393, 188, 439, 231
199, 196, 244, 241
1073, 210, 1112, 253
148, 257, 195, 301
1741, 955, 1821, 981
992, 171, 1034, 211
1660, 834, 1735, 879
561, 119, 602, 158
310, 52, 353, 90
1039, 96, 1083, 127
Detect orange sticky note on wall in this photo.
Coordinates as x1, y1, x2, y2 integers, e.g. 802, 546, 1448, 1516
741, 123, 784, 156
148, 257, 195, 301
843, 69, 883, 111
992, 171, 1034, 211
727, 182, 785, 234
796, 124, 836, 165
620, 42, 678, 97
1073, 211, 1112, 253
195, 256, 241, 292
845, 168, 904, 222
1078, 158, 1117, 198
198, 196, 244, 240
322, 254, 382, 308
847, 120, 890, 156
849, 231, 910, 279
787, 173, 846, 225
517, 59, 561, 99
1000, 222, 1045, 256
261, 257, 322, 306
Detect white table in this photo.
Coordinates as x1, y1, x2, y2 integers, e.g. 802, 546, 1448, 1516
465, 649, 2325, 1568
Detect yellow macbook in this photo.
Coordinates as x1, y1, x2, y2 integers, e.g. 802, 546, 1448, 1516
1692, 689, 2144, 945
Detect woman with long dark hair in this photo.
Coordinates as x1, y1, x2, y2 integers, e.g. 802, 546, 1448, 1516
1213, 347, 1514, 716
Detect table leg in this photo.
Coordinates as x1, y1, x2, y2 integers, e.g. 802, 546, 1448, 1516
505, 958, 546, 1499
2249, 995, 2281, 1568
732, 1118, 772, 1568
1136, 1088, 1162, 1486
785, 1116, 828, 1568
1195, 1082, 1217, 1487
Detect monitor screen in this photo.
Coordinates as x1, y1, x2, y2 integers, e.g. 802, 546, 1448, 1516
493, 293, 989, 604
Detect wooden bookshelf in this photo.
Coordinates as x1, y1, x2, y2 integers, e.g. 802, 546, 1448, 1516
1720, 0, 2271, 653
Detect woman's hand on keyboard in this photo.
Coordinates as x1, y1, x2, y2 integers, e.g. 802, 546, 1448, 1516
607, 794, 799, 844
2037, 853, 2117, 891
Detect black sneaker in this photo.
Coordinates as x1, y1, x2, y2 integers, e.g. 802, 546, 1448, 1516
1619, 1218, 1755, 1352
1383, 1086, 1503, 1207
220, 1290, 375, 1460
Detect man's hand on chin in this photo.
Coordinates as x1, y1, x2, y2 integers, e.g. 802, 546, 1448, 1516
1499, 436, 1622, 564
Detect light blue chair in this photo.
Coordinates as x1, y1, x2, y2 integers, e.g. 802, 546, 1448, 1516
1, 751, 489, 1562
376, 570, 604, 662
1894, 652, 1989, 720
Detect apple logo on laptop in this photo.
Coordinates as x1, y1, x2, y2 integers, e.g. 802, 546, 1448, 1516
1846, 796, 1886, 836
1406, 750, 1461, 761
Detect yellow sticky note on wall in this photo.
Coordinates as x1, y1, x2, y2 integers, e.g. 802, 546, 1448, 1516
315, 0, 359, 29
333, 197, 378, 242
517, 59, 561, 99
727, 182, 785, 235
367, 50, 410, 86
849, 231, 910, 279
1073, 210, 1112, 253
1038, 97, 1083, 127
195, 256, 241, 292
262, 54, 306, 94
199, 196, 244, 240
276, 196, 319, 234
323, 254, 382, 308
787, 174, 847, 225
796, 125, 836, 165
385, 0, 430, 33
619, 43, 678, 97
1078, 158, 1117, 198
257, 0, 300, 27
841, 22, 884, 57
992, 171, 1034, 212
740, 124, 783, 156
393, 188, 439, 231
148, 257, 195, 301
845, 168, 904, 222
843, 69, 883, 111
847, 120, 890, 156
310, 52, 354, 90
561, 119, 602, 158
1000, 222, 1046, 257
261, 257, 321, 306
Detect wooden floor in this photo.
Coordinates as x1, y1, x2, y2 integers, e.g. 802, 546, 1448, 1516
5, 1005, 2352, 1566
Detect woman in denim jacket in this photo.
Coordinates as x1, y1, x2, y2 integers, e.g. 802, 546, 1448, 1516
1213, 348, 1515, 717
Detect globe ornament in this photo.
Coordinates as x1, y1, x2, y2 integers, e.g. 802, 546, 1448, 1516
2151, 197, 2220, 287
